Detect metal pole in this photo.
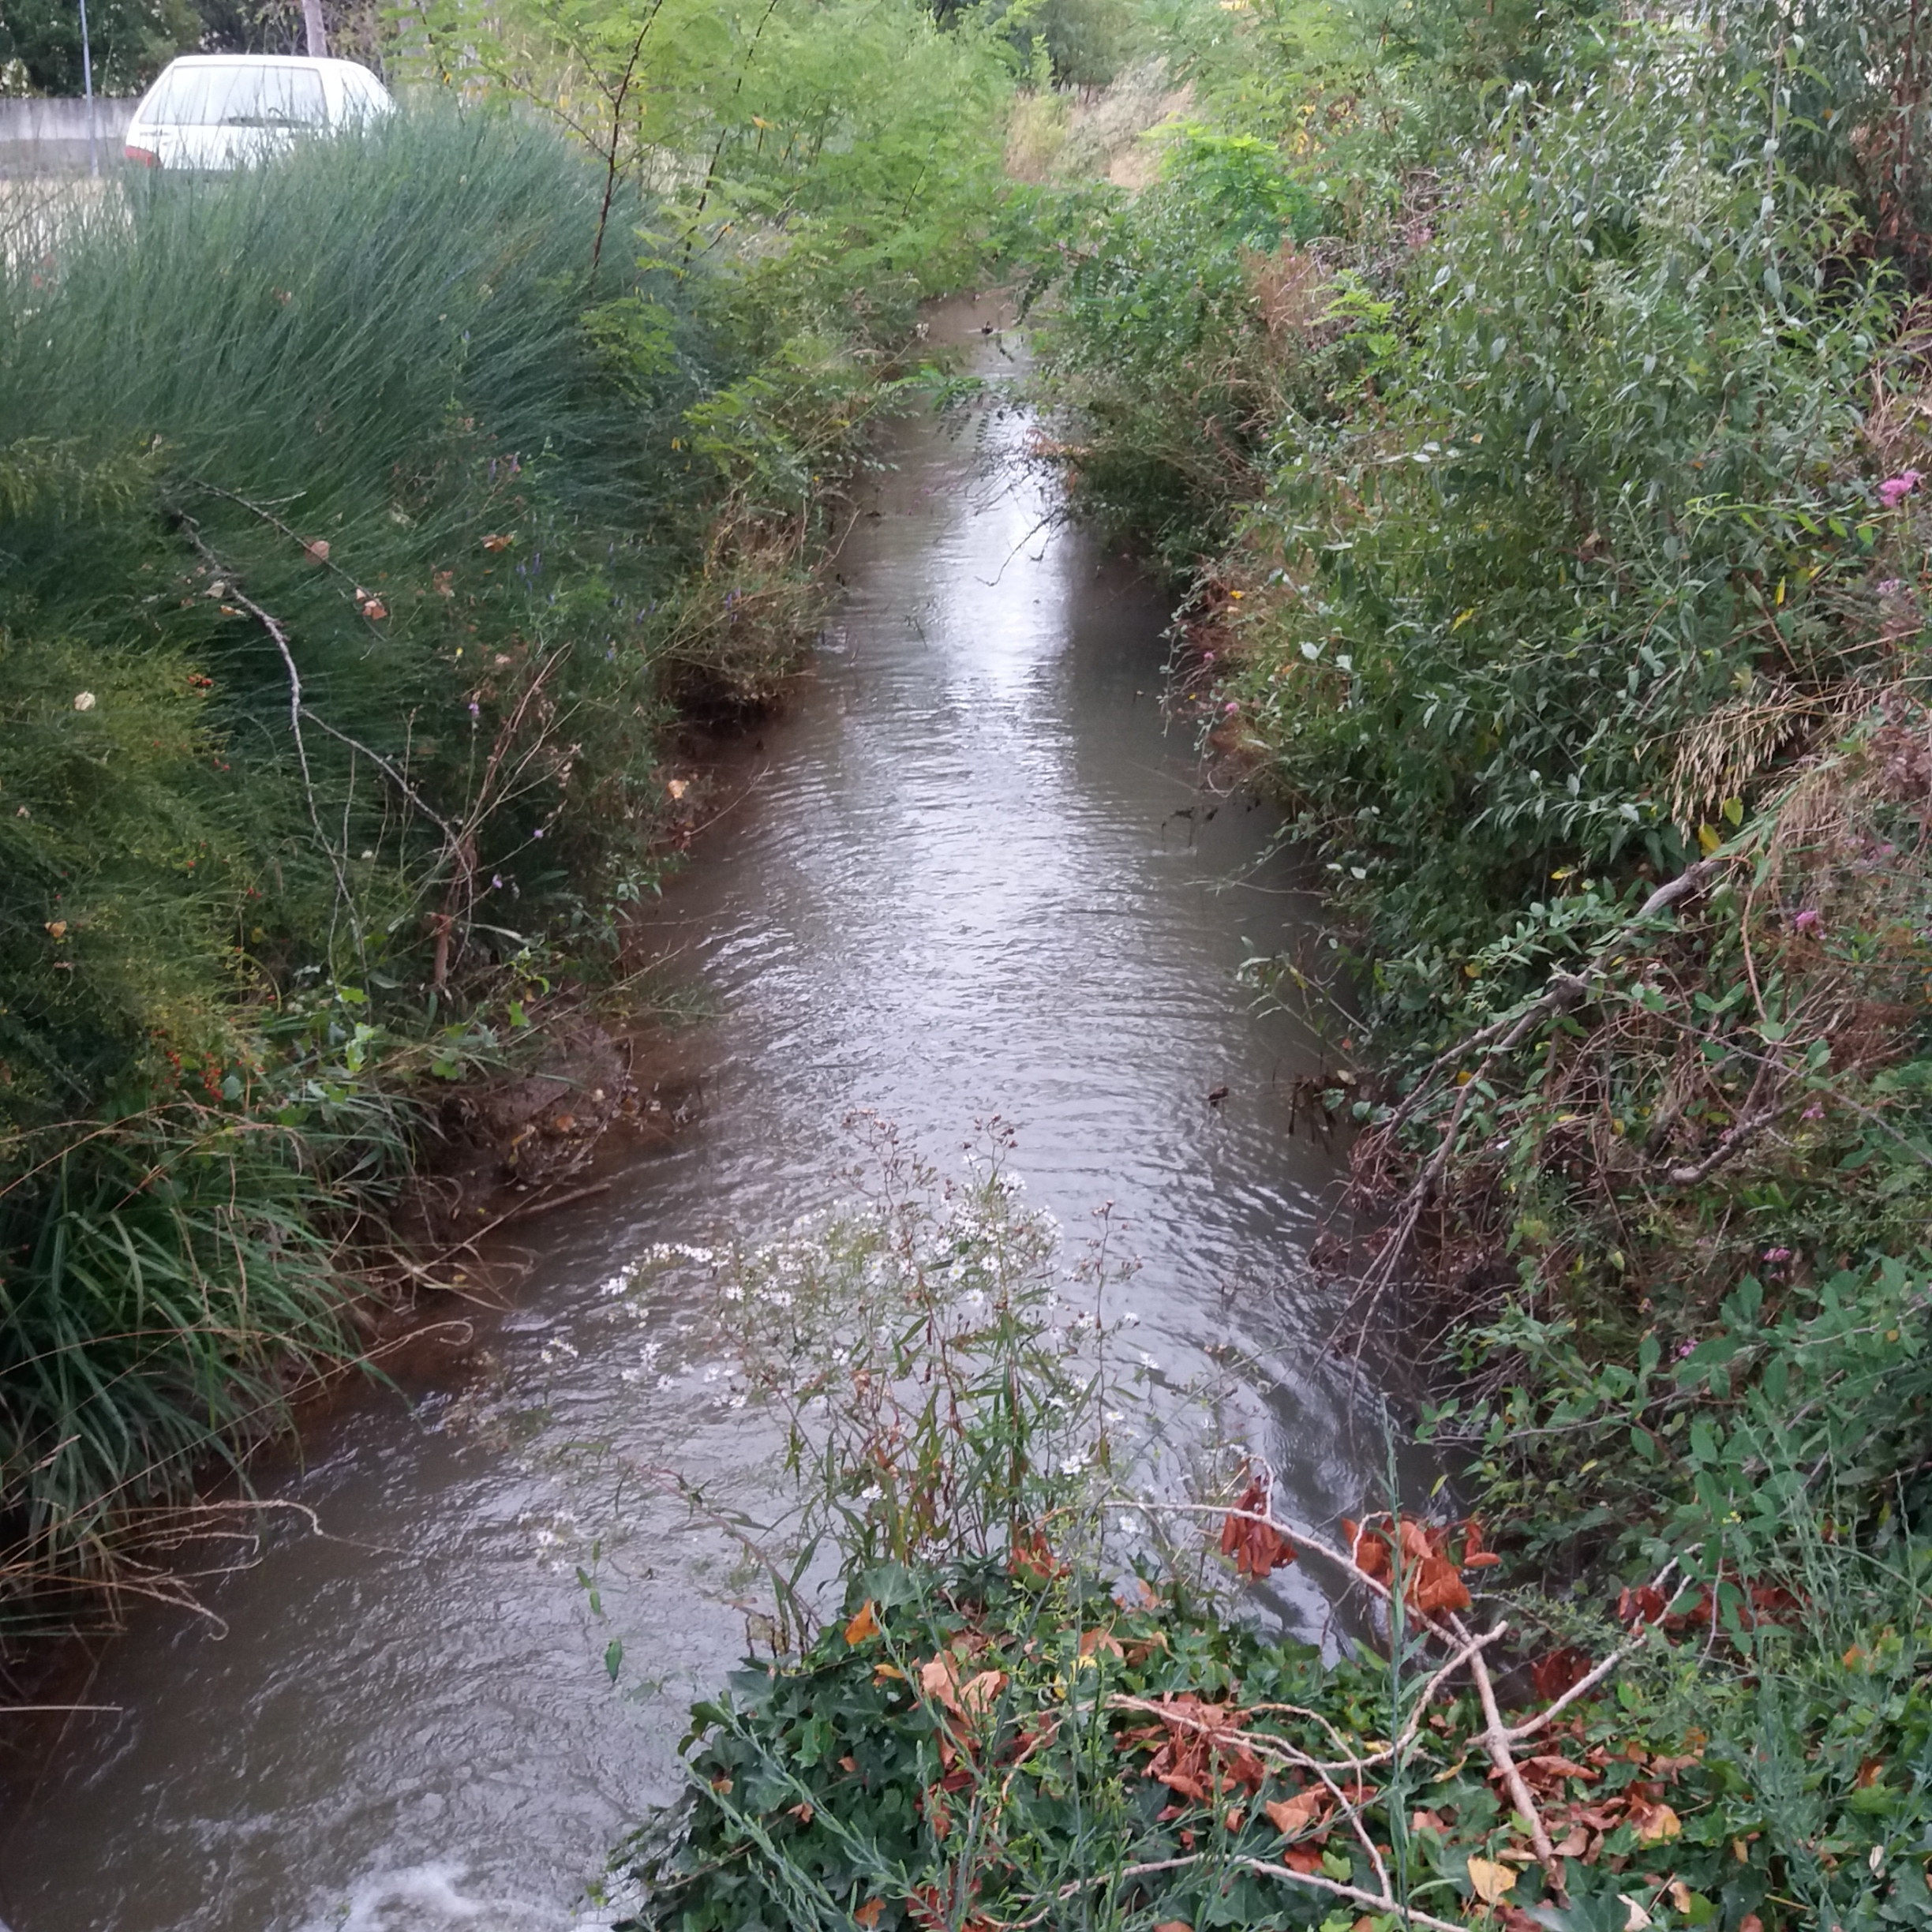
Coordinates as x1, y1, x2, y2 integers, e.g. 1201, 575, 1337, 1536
77, 0, 97, 178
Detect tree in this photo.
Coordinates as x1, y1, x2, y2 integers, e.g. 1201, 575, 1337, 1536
0, 0, 199, 94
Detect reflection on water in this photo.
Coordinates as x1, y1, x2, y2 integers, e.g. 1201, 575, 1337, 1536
0, 308, 1389, 1932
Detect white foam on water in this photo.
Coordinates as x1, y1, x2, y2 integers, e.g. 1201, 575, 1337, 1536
296, 1861, 616, 1932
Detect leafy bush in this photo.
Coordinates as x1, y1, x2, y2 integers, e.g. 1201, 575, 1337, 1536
1016, 2, 1932, 1923
0, 97, 941, 1601
618, 1551, 1932, 1932
597, 1151, 1932, 1932
1026, 125, 1328, 567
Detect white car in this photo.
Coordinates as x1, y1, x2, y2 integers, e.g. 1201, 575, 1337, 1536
123, 55, 394, 171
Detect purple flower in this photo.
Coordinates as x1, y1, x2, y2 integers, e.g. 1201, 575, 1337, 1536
1878, 470, 1923, 508
467, 699, 481, 718
1224, 700, 1241, 715
491, 873, 504, 889
1763, 1246, 1792, 1264
1793, 907, 1822, 933
1676, 1342, 1695, 1359
1876, 578, 1907, 597
1803, 1103, 1824, 1121
533, 827, 545, 839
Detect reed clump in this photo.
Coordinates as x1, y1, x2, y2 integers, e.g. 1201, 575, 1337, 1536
0, 104, 908, 1628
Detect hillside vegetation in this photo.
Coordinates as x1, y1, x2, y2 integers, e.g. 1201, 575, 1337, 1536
607, 5, 1932, 1930
0, 2, 1019, 1626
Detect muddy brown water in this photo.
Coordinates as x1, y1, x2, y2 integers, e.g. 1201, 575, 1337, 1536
0, 309, 1400, 1931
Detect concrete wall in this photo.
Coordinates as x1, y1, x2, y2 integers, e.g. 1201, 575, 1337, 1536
0, 97, 138, 177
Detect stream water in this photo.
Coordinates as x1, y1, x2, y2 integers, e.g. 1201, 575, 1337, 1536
1, 308, 1391, 1932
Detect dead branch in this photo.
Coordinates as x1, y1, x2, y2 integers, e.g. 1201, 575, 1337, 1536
1343, 855, 1732, 1344
178, 517, 365, 970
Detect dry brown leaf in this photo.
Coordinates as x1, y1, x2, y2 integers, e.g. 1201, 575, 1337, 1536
843, 1601, 879, 1646
919, 1655, 961, 1715
1630, 1799, 1682, 1844
854, 1899, 884, 1928
1264, 1790, 1325, 1837
1467, 1855, 1516, 1904
1619, 1896, 1653, 1931
957, 1669, 1006, 1716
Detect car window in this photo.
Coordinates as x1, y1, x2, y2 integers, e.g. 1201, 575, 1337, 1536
336, 66, 389, 121
144, 65, 328, 129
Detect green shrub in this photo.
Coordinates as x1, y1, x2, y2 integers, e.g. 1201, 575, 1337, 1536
0, 101, 917, 1598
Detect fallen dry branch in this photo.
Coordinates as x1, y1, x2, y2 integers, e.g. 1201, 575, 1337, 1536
1118, 1479, 1683, 1904
1342, 855, 1732, 1345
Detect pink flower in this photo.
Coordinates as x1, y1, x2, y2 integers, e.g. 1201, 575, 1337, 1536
1225, 700, 1241, 715
1802, 1103, 1824, 1121
1793, 908, 1822, 933
1878, 470, 1923, 507
1763, 1246, 1792, 1264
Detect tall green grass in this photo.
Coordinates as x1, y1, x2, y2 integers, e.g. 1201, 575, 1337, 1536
0, 104, 882, 1610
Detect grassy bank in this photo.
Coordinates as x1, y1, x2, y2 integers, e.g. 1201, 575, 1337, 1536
598, 1156, 1928, 1932
593, 3, 1932, 1928
1017, 0, 1932, 1921
0, 0, 1023, 1634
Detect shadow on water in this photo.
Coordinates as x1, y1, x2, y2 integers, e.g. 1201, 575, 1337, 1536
0, 299, 1409, 1932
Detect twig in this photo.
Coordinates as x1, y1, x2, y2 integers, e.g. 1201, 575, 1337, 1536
1664, 1098, 1791, 1185
0, 1703, 123, 1714
1235, 1855, 1469, 1932
177, 518, 365, 970
1507, 1626, 1657, 1743
1040, 1850, 1468, 1932
1343, 855, 1731, 1347
495, 1179, 612, 1226
1447, 1606, 1563, 1887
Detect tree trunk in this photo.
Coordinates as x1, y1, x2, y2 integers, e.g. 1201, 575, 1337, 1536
301, 0, 328, 58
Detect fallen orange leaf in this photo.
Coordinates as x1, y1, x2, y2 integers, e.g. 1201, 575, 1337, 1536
1264, 1790, 1325, 1837
957, 1668, 1006, 1717
844, 1601, 879, 1646
919, 1654, 961, 1715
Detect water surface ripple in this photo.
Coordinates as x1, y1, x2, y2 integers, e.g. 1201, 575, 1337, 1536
1, 320, 1386, 1932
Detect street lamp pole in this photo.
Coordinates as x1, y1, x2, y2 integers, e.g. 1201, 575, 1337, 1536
77, 0, 98, 177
